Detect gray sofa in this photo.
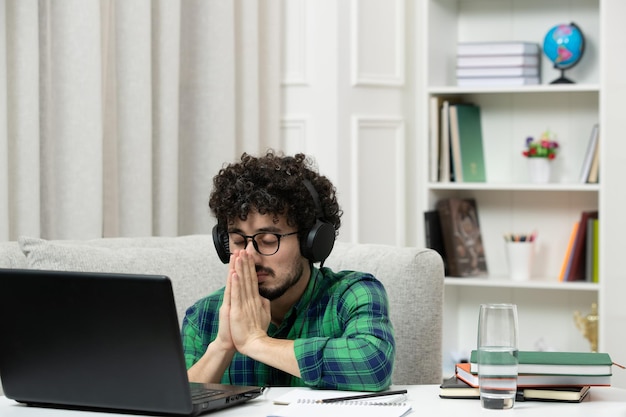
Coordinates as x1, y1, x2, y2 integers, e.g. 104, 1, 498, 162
0, 235, 444, 394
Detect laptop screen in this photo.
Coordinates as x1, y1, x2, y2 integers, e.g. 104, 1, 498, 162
0, 268, 261, 415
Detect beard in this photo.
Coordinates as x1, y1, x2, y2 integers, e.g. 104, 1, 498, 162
257, 260, 305, 301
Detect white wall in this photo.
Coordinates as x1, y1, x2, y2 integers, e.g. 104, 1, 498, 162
281, 0, 416, 246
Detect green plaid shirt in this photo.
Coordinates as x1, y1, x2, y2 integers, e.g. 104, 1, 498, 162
181, 267, 395, 391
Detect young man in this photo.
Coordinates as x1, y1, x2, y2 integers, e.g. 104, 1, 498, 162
182, 151, 395, 391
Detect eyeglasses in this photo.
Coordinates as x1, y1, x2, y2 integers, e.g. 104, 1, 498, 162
228, 231, 299, 256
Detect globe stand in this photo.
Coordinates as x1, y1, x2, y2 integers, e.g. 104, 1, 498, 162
550, 67, 575, 84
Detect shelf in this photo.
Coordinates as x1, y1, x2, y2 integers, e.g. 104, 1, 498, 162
427, 183, 600, 192
429, 84, 600, 95
444, 277, 599, 292
420, 0, 611, 381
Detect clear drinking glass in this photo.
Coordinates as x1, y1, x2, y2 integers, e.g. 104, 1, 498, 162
477, 303, 519, 410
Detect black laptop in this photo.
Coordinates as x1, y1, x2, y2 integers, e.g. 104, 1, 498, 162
0, 268, 262, 416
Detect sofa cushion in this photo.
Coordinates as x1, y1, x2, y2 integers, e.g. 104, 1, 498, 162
18, 235, 226, 325
326, 242, 444, 385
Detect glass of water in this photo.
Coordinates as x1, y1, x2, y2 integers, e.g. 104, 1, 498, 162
477, 303, 519, 410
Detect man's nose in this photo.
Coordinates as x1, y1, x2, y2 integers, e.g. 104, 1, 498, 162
245, 240, 259, 257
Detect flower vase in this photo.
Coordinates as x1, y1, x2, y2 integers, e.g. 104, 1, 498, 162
528, 158, 551, 183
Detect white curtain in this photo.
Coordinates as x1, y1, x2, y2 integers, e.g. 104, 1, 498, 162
0, 0, 281, 241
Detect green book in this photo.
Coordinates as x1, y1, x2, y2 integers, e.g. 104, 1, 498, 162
470, 350, 613, 376
449, 103, 486, 182
592, 218, 599, 283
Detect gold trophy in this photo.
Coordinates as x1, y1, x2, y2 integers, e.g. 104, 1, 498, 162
574, 303, 598, 352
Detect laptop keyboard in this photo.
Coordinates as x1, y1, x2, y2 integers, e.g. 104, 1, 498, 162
189, 383, 223, 401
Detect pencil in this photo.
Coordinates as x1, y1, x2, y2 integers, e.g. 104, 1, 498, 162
317, 389, 408, 403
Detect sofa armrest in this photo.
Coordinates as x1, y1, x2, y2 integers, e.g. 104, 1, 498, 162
0, 242, 27, 268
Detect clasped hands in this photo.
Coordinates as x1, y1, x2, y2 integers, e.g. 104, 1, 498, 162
215, 250, 271, 356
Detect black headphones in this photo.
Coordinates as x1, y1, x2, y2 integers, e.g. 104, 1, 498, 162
212, 179, 335, 264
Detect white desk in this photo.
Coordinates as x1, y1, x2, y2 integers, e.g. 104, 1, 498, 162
2, 385, 626, 417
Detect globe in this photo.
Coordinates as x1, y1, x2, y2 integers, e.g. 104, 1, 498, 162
543, 22, 585, 84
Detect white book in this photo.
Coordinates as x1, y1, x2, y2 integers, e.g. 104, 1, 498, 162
457, 41, 540, 56
448, 104, 463, 183
457, 55, 539, 68
456, 66, 539, 78
439, 100, 452, 182
587, 132, 601, 183
429, 96, 443, 182
579, 124, 599, 183
457, 76, 540, 87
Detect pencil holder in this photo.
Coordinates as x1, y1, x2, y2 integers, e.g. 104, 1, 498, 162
506, 241, 534, 281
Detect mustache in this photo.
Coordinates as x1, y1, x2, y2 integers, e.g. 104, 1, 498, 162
255, 265, 275, 277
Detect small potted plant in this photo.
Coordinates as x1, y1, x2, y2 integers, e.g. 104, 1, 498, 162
523, 130, 559, 182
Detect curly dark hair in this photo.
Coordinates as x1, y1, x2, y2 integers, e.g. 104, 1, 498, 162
209, 150, 342, 239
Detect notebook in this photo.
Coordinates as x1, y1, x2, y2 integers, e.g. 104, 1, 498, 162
0, 268, 263, 416
268, 388, 412, 417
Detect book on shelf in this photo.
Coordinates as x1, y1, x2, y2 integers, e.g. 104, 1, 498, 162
559, 221, 580, 282
429, 96, 443, 183
457, 54, 540, 68
435, 97, 464, 183
438, 99, 456, 183
423, 210, 449, 275
579, 124, 599, 183
587, 131, 601, 183
565, 210, 599, 281
456, 361, 611, 388
457, 76, 540, 87
591, 218, 599, 282
468, 350, 613, 376
439, 100, 451, 182
457, 41, 540, 56
448, 104, 463, 182
440, 373, 591, 403
436, 198, 488, 277
585, 217, 596, 282
456, 66, 539, 78
449, 103, 486, 182
428, 96, 443, 182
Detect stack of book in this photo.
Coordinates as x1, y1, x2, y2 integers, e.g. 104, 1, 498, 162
440, 375, 591, 402
456, 41, 541, 87
440, 350, 613, 403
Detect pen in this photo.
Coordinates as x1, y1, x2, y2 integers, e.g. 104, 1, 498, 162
317, 389, 408, 403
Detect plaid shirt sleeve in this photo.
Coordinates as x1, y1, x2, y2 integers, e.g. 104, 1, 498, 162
294, 273, 395, 392
181, 289, 224, 369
